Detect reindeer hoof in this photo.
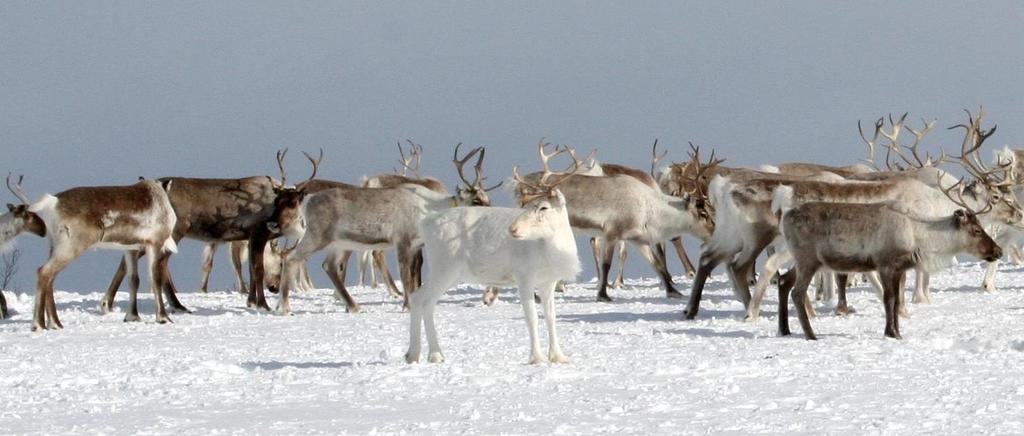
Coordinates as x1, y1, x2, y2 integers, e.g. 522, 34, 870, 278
404, 350, 420, 364
156, 315, 172, 324
666, 289, 684, 299
99, 301, 114, 314
428, 352, 445, 363
596, 293, 613, 303
835, 306, 857, 316
549, 353, 570, 364
123, 314, 141, 322
483, 291, 498, 306
528, 354, 547, 365
168, 305, 191, 314
346, 305, 362, 314
804, 333, 818, 341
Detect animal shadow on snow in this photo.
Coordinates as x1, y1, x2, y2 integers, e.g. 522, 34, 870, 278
560, 311, 681, 324
241, 360, 386, 371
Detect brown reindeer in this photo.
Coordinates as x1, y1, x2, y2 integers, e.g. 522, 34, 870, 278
0, 175, 178, 329
103, 150, 317, 313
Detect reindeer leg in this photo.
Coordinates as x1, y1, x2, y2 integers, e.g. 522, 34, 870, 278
246, 232, 273, 311
357, 251, 370, 288
199, 243, 216, 293
788, 266, 818, 340
159, 258, 190, 313
397, 244, 419, 311
835, 273, 855, 316
101, 256, 128, 314
230, 241, 248, 294
911, 269, 929, 304
640, 242, 681, 298
538, 280, 569, 363
881, 269, 903, 339
373, 250, 401, 298
590, 238, 604, 287
683, 251, 723, 320
671, 236, 696, 278
596, 239, 616, 302
324, 250, 361, 313
747, 248, 793, 321
612, 241, 627, 288
0, 290, 7, 320
123, 251, 142, 322
374, 251, 403, 298
983, 260, 999, 293
147, 246, 172, 324
36, 242, 86, 331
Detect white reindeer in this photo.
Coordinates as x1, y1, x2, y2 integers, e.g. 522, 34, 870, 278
406, 158, 582, 364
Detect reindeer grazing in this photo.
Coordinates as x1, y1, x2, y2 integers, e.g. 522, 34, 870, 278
196, 240, 307, 295
102, 149, 317, 314
512, 140, 714, 302
773, 192, 1001, 339
406, 151, 583, 364
0, 175, 178, 329
273, 144, 498, 314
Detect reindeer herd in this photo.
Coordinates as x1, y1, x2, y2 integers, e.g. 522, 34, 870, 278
2, 108, 1024, 363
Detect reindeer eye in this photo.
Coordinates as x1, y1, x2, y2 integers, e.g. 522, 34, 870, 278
540, 206, 550, 211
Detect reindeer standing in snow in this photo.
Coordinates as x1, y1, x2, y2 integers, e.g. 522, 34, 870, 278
513, 140, 714, 302
0, 175, 178, 329
772, 191, 1002, 339
406, 145, 584, 364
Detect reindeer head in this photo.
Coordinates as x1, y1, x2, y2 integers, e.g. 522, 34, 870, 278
267, 149, 321, 238
452, 143, 502, 206
952, 209, 1003, 262
942, 108, 1024, 227
687, 195, 715, 241
1, 174, 45, 248
509, 140, 585, 239
661, 142, 725, 201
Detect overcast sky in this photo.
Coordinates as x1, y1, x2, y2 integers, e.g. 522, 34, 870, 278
2, 1, 1023, 294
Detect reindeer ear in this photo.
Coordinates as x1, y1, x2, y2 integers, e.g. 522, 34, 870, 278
6, 203, 15, 212
161, 180, 173, 192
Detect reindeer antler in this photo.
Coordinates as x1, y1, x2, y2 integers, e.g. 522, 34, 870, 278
275, 148, 289, 187
397, 140, 423, 177
302, 148, 324, 183
5, 173, 30, 204
859, 117, 886, 169
650, 139, 668, 180
950, 107, 1010, 186
683, 142, 725, 198
940, 176, 993, 215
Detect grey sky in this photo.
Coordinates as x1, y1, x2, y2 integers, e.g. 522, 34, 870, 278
2, 1, 1023, 291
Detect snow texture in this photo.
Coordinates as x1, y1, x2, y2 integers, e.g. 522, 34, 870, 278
1, 262, 1024, 435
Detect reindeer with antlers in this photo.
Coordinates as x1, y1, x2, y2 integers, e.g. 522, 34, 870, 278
356, 141, 503, 298
407, 143, 585, 364
0, 174, 178, 329
702, 110, 1023, 323
576, 140, 672, 289
102, 149, 317, 314
272, 143, 499, 314
512, 140, 714, 302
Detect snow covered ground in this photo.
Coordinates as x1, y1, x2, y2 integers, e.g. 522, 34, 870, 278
2, 261, 1024, 435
